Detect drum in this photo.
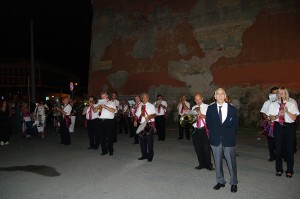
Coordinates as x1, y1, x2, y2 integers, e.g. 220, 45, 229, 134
136, 121, 151, 138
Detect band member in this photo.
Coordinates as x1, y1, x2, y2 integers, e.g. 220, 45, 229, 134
177, 95, 190, 140
268, 87, 299, 178
68, 99, 77, 134
118, 99, 129, 134
154, 94, 167, 141
111, 92, 119, 143
132, 95, 142, 144
134, 93, 157, 162
127, 100, 135, 138
191, 93, 214, 171
54, 96, 72, 145
96, 91, 116, 156
0, 99, 11, 146
82, 96, 100, 150
33, 98, 49, 139
206, 88, 238, 193
260, 87, 278, 162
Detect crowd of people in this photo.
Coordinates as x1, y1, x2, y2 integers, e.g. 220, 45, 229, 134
1, 86, 299, 193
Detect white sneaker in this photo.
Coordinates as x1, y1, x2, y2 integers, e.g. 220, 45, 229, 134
5, 141, 9, 145
0, 141, 4, 146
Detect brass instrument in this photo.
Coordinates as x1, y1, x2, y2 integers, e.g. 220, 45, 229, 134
95, 104, 102, 113
179, 108, 199, 128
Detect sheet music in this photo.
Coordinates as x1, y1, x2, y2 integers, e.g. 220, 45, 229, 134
96, 99, 107, 106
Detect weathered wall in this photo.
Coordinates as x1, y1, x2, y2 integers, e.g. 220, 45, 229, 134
90, 0, 300, 126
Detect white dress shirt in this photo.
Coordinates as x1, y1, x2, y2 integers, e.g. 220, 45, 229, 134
192, 103, 208, 128
111, 99, 119, 113
178, 101, 190, 116
85, 105, 99, 120
135, 102, 156, 123
119, 104, 128, 114
154, 100, 168, 116
63, 104, 72, 116
99, 101, 116, 119
216, 102, 228, 123
268, 100, 300, 123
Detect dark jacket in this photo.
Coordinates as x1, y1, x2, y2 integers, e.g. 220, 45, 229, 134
206, 103, 238, 147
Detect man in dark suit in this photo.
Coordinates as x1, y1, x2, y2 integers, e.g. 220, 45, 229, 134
206, 88, 238, 193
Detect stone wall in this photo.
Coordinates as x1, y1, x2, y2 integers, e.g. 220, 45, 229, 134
90, 0, 300, 127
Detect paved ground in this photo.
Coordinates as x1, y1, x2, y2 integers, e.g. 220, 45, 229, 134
0, 126, 299, 199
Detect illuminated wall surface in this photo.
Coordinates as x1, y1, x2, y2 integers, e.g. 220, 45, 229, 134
89, 0, 300, 100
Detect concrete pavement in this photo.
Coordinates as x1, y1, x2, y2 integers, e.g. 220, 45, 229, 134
0, 126, 299, 199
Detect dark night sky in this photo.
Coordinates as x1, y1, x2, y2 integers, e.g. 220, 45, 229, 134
0, 0, 93, 88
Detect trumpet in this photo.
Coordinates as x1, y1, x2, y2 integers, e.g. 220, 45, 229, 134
94, 104, 102, 113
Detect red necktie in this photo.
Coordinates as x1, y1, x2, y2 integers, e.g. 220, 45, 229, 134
278, 102, 286, 124
157, 102, 161, 113
181, 103, 184, 114
88, 106, 93, 120
139, 105, 146, 122
196, 106, 201, 128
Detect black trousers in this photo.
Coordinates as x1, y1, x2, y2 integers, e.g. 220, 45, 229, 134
100, 119, 114, 154
139, 126, 154, 160
178, 116, 190, 139
87, 119, 100, 148
128, 118, 134, 138
156, 115, 166, 140
267, 136, 276, 159
119, 115, 128, 134
0, 123, 10, 142
133, 123, 140, 144
112, 117, 118, 142
60, 119, 71, 145
192, 127, 212, 167
274, 122, 296, 174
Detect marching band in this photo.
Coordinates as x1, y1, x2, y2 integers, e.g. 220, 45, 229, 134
79, 86, 299, 192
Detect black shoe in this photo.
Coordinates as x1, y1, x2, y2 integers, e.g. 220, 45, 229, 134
231, 185, 238, 193
93, 147, 99, 150
101, 152, 108, 155
213, 183, 225, 190
87, 147, 93, 149
186, 138, 190, 140
276, 171, 283, 176
147, 158, 152, 162
194, 165, 204, 170
268, 157, 274, 162
132, 142, 139, 145
138, 156, 147, 160
206, 165, 215, 171
177, 137, 183, 140
286, 173, 293, 178
109, 152, 113, 156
